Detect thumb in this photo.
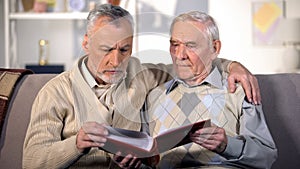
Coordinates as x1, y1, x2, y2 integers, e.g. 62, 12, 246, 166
227, 75, 236, 93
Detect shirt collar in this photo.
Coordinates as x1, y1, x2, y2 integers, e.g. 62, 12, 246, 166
81, 57, 99, 88
166, 67, 223, 94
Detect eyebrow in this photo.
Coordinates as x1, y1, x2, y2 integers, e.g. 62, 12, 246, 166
170, 39, 197, 45
120, 44, 131, 49
185, 41, 197, 46
98, 43, 131, 50
98, 45, 115, 50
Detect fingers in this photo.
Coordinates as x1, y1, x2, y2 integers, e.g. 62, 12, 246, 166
128, 156, 141, 169
227, 75, 237, 93
85, 133, 107, 146
82, 122, 109, 136
118, 154, 132, 168
249, 76, 261, 105
227, 61, 262, 105
239, 74, 261, 105
192, 126, 222, 138
113, 152, 141, 169
191, 127, 227, 153
76, 128, 101, 152
238, 75, 253, 103
76, 122, 109, 153
195, 138, 227, 153
191, 136, 225, 152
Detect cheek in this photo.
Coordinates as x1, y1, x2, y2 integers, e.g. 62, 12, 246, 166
89, 47, 108, 64
189, 51, 209, 70
97, 57, 111, 69
89, 54, 107, 69
120, 54, 131, 62
171, 54, 176, 62
196, 47, 213, 60
170, 46, 175, 55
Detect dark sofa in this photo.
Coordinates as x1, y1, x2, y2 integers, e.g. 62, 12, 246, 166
0, 72, 299, 169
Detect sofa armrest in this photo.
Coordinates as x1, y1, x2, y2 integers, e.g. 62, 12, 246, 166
0, 74, 56, 169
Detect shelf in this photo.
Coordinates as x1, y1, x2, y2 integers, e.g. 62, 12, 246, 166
9, 12, 89, 20
25, 64, 65, 74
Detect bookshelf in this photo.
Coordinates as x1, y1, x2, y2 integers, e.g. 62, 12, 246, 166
3, 0, 89, 68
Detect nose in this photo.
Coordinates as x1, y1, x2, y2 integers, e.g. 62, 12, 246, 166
109, 50, 122, 68
175, 44, 187, 60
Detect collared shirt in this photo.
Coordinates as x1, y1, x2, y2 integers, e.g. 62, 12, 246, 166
166, 67, 224, 95
80, 58, 115, 110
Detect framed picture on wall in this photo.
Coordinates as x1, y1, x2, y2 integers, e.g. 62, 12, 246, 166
252, 1, 285, 46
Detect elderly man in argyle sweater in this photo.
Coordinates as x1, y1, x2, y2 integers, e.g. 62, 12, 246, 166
143, 11, 277, 169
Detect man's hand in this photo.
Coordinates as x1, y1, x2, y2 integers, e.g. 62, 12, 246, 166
228, 62, 261, 104
113, 152, 159, 169
76, 122, 108, 153
113, 152, 142, 169
190, 126, 227, 154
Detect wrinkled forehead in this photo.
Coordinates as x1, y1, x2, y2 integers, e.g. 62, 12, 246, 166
171, 21, 207, 42
89, 16, 133, 44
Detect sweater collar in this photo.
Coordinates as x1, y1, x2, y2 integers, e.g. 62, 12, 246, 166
166, 67, 223, 94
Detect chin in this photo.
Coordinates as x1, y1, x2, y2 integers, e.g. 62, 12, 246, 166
100, 72, 126, 84
177, 73, 194, 80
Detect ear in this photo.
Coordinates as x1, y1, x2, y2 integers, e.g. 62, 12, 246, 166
211, 40, 221, 59
82, 34, 89, 53
213, 40, 221, 54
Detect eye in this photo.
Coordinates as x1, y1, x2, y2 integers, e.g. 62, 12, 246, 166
120, 47, 129, 52
119, 45, 131, 55
170, 40, 180, 47
99, 47, 114, 53
185, 42, 197, 49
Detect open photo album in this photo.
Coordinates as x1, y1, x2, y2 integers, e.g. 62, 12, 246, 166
100, 119, 211, 157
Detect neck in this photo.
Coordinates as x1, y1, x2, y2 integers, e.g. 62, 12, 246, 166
183, 72, 208, 86
95, 77, 108, 85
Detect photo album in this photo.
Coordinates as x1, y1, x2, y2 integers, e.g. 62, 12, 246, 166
101, 119, 211, 157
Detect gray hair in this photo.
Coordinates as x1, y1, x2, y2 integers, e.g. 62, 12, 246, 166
86, 3, 134, 35
170, 11, 219, 45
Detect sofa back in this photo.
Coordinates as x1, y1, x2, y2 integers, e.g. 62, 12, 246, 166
256, 74, 300, 169
0, 73, 299, 169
